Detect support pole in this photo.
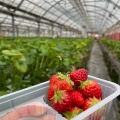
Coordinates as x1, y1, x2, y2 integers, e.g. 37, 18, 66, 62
28, 27, 30, 37
49, 29, 51, 37
37, 21, 40, 37
16, 26, 19, 37
44, 29, 45, 37
70, 29, 72, 37
12, 15, 15, 39
52, 24, 54, 38
0, 24, 2, 36
12, 16, 15, 37
73, 30, 75, 37
66, 28, 67, 38
60, 27, 62, 37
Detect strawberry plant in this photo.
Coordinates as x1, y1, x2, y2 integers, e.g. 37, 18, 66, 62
0, 37, 94, 95
101, 38, 120, 61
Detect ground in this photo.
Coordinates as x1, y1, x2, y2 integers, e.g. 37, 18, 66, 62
87, 41, 120, 120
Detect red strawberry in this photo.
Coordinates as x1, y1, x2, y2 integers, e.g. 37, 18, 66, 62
80, 80, 102, 99
62, 106, 83, 120
50, 72, 74, 91
70, 90, 84, 107
50, 74, 59, 85
51, 90, 72, 113
69, 68, 88, 87
47, 87, 56, 101
83, 97, 104, 120
83, 97, 101, 111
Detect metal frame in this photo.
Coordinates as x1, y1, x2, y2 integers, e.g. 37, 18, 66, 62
0, 0, 120, 35
86, 11, 114, 25
42, 0, 62, 17
83, 4, 119, 20
71, 0, 92, 30
0, 1, 81, 33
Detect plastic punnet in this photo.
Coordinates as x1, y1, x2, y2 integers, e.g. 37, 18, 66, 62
0, 75, 120, 120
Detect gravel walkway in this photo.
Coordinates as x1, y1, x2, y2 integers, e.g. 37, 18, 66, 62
87, 41, 110, 80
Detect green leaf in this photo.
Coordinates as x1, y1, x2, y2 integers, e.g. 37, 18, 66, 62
39, 45, 48, 56
63, 58, 70, 66
18, 55, 26, 62
26, 56, 35, 65
14, 60, 27, 73
0, 61, 6, 66
2, 50, 26, 62
2, 50, 22, 56
27, 44, 38, 50
0, 91, 8, 96
62, 111, 72, 120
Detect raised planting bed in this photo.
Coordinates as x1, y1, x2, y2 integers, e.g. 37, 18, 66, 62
0, 37, 94, 96
99, 42, 120, 85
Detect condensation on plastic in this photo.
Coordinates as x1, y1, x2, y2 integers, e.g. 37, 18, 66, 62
0, 75, 120, 120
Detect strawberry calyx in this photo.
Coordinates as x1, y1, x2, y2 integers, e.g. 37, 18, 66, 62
62, 111, 73, 120
80, 80, 89, 89
63, 107, 83, 120
88, 97, 101, 107
57, 72, 74, 85
70, 107, 83, 115
51, 89, 66, 104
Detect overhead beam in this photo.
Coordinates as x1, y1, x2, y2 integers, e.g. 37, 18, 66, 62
106, 0, 120, 9
63, 9, 114, 27
0, 8, 80, 33
13, 0, 25, 12
42, 0, 62, 17
0, 1, 52, 23
55, 7, 75, 22
86, 10, 114, 24
69, 0, 93, 30
84, 4, 119, 20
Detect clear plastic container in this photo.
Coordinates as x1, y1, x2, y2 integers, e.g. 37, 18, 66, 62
0, 75, 120, 120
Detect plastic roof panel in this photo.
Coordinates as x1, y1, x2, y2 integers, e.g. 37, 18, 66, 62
1, 0, 120, 33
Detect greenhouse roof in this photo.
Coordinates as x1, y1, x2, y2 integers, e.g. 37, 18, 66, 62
0, 0, 120, 33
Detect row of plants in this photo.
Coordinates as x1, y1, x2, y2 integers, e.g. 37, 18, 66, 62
100, 38, 120, 84
0, 37, 94, 96
101, 38, 120, 61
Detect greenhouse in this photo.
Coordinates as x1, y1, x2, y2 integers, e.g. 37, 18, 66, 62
0, 0, 120, 120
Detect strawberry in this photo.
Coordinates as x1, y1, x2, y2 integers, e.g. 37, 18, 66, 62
50, 72, 74, 91
50, 74, 59, 85
47, 87, 56, 101
51, 90, 72, 113
83, 97, 101, 111
80, 80, 102, 99
83, 97, 104, 120
62, 106, 83, 120
69, 68, 88, 87
70, 90, 84, 107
